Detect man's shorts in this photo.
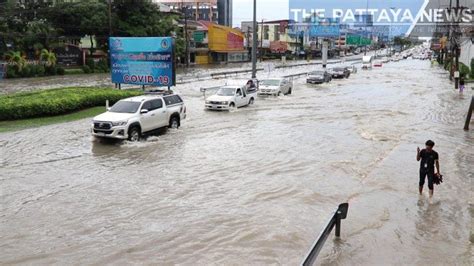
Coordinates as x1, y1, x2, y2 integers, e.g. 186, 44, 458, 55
420, 169, 434, 190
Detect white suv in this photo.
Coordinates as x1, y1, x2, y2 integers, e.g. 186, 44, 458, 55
91, 93, 186, 141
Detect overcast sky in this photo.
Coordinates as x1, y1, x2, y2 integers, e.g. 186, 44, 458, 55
232, 0, 289, 27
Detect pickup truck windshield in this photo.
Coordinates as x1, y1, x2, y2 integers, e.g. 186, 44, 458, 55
216, 87, 235, 96
109, 101, 141, 113
260, 79, 280, 86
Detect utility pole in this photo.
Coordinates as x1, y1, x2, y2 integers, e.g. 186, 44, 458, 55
454, 0, 460, 89
251, 0, 257, 78
364, 0, 369, 55
183, 6, 190, 68
260, 19, 264, 62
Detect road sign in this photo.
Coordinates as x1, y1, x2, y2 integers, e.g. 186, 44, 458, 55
110, 37, 175, 87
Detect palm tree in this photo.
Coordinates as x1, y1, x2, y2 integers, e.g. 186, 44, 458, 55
40, 49, 57, 67
5, 51, 26, 71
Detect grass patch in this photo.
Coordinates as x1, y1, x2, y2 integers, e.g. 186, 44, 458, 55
0, 106, 105, 133
0, 87, 143, 120
64, 68, 86, 75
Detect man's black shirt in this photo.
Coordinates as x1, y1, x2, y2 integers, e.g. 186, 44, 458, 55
419, 149, 439, 171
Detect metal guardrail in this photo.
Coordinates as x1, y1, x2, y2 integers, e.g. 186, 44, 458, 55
177, 58, 363, 84
301, 203, 349, 266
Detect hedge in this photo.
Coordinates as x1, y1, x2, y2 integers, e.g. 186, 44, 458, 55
0, 87, 143, 120
5, 64, 65, 78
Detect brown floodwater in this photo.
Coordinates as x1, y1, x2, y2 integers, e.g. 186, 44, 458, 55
0, 59, 472, 265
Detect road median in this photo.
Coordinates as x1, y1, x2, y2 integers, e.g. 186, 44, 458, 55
0, 87, 143, 121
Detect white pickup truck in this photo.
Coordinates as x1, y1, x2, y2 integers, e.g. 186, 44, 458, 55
205, 86, 257, 110
91, 93, 186, 141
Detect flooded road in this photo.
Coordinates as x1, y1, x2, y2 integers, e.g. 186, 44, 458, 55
0, 60, 472, 265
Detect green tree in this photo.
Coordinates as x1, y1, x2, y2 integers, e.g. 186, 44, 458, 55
5, 51, 26, 71
48, 0, 108, 55
40, 49, 57, 67
112, 0, 178, 37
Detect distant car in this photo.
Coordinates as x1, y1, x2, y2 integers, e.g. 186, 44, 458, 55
373, 60, 383, 67
381, 57, 389, 63
307, 70, 332, 84
329, 67, 351, 78
258, 78, 292, 96
205, 86, 256, 111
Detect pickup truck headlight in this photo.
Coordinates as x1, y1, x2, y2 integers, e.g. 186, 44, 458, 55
222, 101, 229, 105
111, 121, 127, 126
206, 100, 211, 104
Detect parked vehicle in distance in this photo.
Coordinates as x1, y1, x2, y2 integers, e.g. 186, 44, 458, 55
329, 67, 351, 78
307, 70, 332, 84
205, 86, 256, 111
362, 55, 373, 69
373, 60, 383, 67
92, 93, 186, 141
381, 57, 389, 63
258, 78, 292, 96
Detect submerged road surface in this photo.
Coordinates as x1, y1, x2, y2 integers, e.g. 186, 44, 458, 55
0, 60, 472, 265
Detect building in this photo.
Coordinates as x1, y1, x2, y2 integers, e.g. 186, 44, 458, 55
157, 0, 232, 26
184, 21, 246, 64
241, 20, 300, 56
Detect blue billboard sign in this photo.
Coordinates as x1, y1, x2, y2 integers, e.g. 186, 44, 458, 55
309, 25, 340, 37
110, 37, 175, 86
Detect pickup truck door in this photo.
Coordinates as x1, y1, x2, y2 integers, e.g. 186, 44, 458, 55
235, 88, 246, 107
149, 99, 168, 129
281, 79, 289, 94
140, 101, 154, 132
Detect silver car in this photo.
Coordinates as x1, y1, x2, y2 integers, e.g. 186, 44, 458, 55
258, 78, 293, 96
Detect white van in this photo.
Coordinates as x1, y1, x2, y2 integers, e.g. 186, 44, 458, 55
362, 55, 373, 69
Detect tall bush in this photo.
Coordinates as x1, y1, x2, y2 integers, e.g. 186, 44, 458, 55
470, 58, 474, 79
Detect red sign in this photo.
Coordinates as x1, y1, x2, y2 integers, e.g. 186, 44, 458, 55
270, 41, 288, 53
227, 32, 244, 49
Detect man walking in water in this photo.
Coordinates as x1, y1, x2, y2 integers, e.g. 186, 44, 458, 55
417, 140, 441, 201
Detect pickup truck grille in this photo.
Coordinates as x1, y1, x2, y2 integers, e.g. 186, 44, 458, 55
94, 122, 112, 130
209, 101, 223, 105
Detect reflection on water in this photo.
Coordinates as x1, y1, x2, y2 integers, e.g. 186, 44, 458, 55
0, 60, 472, 265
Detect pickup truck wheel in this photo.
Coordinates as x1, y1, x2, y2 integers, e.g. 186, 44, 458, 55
249, 98, 254, 105
277, 91, 281, 96
229, 102, 235, 108
169, 116, 180, 129
128, 126, 141, 142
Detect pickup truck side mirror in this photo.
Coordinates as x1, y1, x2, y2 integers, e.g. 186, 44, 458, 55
140, 109, 149, 114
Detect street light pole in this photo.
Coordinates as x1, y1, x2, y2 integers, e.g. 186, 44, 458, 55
389, 7, 396, 56
251, 0, 257, 78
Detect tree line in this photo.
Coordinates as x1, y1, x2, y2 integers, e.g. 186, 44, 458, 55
0, 0, 183, 58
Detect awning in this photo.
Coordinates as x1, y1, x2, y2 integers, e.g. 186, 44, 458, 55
211, 50, 248, 53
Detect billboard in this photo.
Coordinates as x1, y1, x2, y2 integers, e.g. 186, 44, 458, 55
110, 37, 175, 87
309, 25, 340, 37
